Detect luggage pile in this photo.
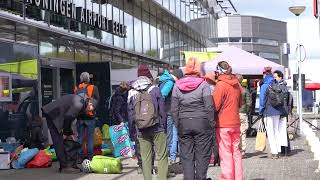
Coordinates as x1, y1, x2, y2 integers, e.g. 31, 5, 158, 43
80, 123, 135, 174
0, 141, 55, 170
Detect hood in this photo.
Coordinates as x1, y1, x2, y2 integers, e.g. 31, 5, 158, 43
217, 74, 239, 87
263, 74, 274, 86
159, 70, 173, 82
277, 79, 287, 86
185, 57, 201, 76
176, 77, 204, 92
132, 76, 153, 91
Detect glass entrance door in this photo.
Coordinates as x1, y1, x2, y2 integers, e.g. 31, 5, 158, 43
40, 59, 75, 106
41, 67, 56, 106
60, 68, 75, 96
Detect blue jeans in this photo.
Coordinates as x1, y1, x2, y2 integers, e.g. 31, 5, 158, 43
77, 119, 95, 160
166, 114, 178, 161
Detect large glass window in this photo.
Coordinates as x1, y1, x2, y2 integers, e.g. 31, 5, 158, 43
163, 23, 170, 63
134, 5, 142, 53
163, 0, 169, 10
157, 19, 163, 59
113, 0, 124, 48
102, 3, 113, 45
186, 0, 190, 22
142, 12, 150, 55
170, 0, 175, 15
181, 1, 186, 22
39, 33, 58, 58
150, 15, 158, 58
155, 0, 162, 5
58, 39, 74, 61
124, 3, 134, 51
176, 0, 181, 19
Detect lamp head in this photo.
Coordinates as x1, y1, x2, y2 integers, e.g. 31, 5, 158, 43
289, 6, 306, 16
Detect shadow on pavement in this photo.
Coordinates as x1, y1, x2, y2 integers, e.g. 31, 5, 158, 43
107, 168, 137, 180
245, 151, 267, 159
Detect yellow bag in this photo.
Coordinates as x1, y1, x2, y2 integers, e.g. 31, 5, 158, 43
94, 128, 103, 147
255, 119, 266, 152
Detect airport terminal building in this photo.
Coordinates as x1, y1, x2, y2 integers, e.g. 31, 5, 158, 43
0, 0, 220, 138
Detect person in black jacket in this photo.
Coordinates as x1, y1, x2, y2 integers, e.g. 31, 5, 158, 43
110, 81, 129, 125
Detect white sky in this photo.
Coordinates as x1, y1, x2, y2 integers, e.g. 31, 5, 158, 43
232, 0, 320, 60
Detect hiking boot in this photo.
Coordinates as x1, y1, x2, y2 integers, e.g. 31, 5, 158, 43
169, 159, 177, 165
167, 171, 176, 177
271, 154, 279, 159
152, 166, 158, 174
59, 167, 81, 174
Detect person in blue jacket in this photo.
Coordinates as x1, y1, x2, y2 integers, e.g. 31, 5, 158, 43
159, 69, 184, 164
259, 68, 288, 159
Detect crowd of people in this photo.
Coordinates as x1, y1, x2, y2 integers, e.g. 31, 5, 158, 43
39, 57, 292, 180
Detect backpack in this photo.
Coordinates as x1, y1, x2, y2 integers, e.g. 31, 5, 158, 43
268, 83, 285, 108
134, 87, 158, 129
76, 85, 96, 118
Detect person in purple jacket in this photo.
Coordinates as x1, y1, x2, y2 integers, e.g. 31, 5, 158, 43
128, 64, 168, 180
110, 81, 129, 125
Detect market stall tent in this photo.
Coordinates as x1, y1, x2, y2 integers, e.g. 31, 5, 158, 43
203, 46, 285, 75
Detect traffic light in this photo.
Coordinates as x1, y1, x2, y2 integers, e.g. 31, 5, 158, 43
293, 74, 305, 91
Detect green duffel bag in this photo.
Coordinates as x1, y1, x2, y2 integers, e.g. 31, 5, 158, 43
90, 155, 122, 174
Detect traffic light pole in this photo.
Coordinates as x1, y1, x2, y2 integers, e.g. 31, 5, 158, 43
298, 45, 303, 135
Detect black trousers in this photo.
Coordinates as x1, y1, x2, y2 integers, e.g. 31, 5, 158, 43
46, 117, 79, 169
178, 117, 213, 180
46, 117, 68, 168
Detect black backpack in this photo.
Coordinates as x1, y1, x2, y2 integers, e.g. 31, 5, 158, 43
268, 83, 286, 108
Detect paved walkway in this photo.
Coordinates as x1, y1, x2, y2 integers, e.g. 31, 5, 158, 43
1, 136, 319, 180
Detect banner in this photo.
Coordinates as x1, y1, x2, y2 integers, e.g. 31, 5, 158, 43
182, 51, 219, 64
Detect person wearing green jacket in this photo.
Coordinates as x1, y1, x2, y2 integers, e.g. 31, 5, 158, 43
236, 74, 252, 158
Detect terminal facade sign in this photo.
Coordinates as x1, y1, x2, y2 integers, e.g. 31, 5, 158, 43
24, 0, 127, 38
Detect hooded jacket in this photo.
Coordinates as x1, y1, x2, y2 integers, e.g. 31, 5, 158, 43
159, 70, 175, 113
239, 86, 252, 114
110, 87, 128, 124
41, 94, 84, 135
127, 76, 167, 139
213, 74, 242, 128
171, 76, 215, 129
260, 77, 289, 117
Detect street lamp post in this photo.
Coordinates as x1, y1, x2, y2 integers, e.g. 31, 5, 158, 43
289, 6, 306, 135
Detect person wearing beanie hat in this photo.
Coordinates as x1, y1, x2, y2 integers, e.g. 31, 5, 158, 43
171, 56, 215, 180
137, 64, 153, 80
185, 57, 201, 76
128, 70, 168, 179
213, 61, 243, 179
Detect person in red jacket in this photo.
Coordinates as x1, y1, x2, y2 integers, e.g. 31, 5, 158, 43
212, 61, 243, 180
